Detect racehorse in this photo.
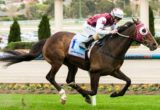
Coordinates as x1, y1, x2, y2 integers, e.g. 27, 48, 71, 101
0, 19, 158, 104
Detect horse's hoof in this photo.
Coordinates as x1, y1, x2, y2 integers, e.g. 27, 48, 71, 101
110, 92, 118, 97
110, 92, 124, 97
85, 97, 91, 104
60, 99, 66, 105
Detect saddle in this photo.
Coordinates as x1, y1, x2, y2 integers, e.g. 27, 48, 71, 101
95, 34, 112, 47
68, 33, 112, 59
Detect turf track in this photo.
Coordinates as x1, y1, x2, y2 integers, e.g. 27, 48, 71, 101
0, 94, 160, 110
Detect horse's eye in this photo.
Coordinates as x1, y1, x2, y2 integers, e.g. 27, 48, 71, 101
139, 27, 148, 35
142, 29, 146, 33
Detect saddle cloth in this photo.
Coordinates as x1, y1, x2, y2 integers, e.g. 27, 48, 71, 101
68, 33, 93, 59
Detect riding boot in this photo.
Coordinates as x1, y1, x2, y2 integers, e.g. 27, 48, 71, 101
79, 36, 95, 49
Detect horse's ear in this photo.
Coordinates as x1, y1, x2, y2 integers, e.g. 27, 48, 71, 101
137, 18, 140, 23
132, 17, 139, 24
132, 17, 136, 23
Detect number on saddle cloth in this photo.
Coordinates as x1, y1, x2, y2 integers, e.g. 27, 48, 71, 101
68, 33, 89, 59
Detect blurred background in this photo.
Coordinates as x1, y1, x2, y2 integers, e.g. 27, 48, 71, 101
0, 1, 160, 109
0, 0, 160, 49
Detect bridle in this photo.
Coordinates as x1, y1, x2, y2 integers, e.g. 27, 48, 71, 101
115, 22, 149, 42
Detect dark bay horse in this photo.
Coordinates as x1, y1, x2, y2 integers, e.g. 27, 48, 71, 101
0, 19, 158, 104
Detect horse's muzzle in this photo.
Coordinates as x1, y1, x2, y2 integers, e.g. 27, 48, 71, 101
149, 43, 158, 51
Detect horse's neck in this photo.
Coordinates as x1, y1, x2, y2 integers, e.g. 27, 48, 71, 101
102, 36, 132, 59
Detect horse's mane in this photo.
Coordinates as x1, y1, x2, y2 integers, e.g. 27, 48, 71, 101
101, 21, 134, 42
117, 21, 134, 33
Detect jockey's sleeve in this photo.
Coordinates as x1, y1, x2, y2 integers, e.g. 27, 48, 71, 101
95, 17, 110, 35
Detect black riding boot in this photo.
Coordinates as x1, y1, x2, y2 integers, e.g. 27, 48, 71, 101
79, 36, 95, 49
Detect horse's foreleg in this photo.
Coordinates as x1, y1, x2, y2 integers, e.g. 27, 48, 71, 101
89, 73, 100, 96
87, 73, 100, 105
69, 73, 100, 104
46, 65, 66, 104
110, 70, 131, 97
66, 65, 91, 104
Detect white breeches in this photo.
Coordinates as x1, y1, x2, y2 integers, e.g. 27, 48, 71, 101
83, 22, 106, 40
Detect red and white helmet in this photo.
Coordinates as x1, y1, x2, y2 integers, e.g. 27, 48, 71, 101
110, 8, 124, 19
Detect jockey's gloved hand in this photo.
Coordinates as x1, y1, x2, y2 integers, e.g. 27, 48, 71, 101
109, 29, 118, 34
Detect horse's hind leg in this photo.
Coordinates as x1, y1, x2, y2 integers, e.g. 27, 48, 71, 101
110, 69, 131, 97
66, 65, 91, 104
46, 64, 67, 104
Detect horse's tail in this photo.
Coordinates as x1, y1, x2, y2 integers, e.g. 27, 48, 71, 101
0, 39, 46, 67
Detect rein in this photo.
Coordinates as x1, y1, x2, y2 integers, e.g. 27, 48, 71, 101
115, 22, 137, 39
116, 32, 130, 38
116, 23, 145, 42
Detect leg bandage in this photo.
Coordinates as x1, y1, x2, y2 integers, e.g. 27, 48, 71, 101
59, 89, 67, 102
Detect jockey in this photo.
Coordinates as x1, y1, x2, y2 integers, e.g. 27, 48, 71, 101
80, 8, 124, 49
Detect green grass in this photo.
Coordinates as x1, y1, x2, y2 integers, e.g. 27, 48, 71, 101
0, 94, 160, 110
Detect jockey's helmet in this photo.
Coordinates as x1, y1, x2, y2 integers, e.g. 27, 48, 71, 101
110, 8, 124, 19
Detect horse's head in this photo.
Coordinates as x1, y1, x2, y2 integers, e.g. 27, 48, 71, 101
130, 18, 158, 51
118, 19, 158, 51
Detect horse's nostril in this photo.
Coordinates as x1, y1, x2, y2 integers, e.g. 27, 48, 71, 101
152, 43, 158, 50
153, 43, 157, 47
